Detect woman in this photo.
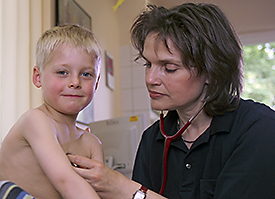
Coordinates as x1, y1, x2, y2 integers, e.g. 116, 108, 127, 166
68, 3, 275, 199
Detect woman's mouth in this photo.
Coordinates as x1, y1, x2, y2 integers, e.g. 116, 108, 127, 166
148, 90, 164, 99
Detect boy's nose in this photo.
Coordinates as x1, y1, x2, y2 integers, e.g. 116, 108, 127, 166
69, 76, 81, 89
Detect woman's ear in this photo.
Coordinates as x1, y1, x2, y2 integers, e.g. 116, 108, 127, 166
33, 66, 42, 88
205, 76, 209, 85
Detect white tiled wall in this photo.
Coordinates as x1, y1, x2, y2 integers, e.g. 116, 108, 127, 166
120, 45, 158, 128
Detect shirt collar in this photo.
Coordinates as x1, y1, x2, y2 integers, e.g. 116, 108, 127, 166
156, 107, 237, 141
210, 108, 237, 135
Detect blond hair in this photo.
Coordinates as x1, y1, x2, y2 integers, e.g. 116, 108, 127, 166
35, 24, 102, 75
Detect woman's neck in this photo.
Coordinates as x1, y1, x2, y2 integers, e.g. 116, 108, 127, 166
177, 109, 212, 148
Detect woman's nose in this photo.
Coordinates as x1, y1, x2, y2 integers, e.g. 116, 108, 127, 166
69, 75, 81, 89
145, 66, 161, 85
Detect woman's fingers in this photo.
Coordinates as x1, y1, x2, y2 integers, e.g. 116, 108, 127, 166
67, 154, 95, 169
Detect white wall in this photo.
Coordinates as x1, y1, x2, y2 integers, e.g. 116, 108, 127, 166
0, 0, 38, 139
151, 0, 275, 45
75, 0, 152, 126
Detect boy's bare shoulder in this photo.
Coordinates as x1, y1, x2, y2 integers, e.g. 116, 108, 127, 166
18, 107, 52, 128
6, 108, 45, 136
78, 128, 102, 146
20, 107, 47, 121
10, 107, 57, 144
16, 108, 44, 126
76, 128, 103, 162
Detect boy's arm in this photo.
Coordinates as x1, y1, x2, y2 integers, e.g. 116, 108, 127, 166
82, 131, 104, 163
22, 110, 99, 199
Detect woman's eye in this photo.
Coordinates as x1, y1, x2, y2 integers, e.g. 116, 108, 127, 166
164, 63, 178, 73
165, 67, 177, 73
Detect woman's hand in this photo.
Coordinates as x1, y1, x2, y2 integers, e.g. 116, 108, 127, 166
67, 154, 139, 199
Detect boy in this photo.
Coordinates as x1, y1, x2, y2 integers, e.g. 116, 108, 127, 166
0, 24, 103, 199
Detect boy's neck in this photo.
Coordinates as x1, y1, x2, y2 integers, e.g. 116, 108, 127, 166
38, 103, 78, 127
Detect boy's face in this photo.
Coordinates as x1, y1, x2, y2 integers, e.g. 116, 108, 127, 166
33, 44, 100, 115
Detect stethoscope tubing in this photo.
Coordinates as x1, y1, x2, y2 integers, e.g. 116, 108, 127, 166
159, 101, 207, 195
159, 115, 191, 194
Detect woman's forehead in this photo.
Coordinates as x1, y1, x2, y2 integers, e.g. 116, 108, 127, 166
144, 33, 181, 59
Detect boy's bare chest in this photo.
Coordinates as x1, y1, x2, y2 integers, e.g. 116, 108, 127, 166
53, 124, 91, 158
58, 135, 91, 158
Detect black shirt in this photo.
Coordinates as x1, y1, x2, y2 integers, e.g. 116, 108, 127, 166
132, 99, 275, 198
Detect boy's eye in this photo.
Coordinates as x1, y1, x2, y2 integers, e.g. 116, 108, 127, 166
82, 72, 92, 77
57, 71, 67, 75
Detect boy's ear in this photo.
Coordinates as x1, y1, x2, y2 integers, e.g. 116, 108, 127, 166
33, 66, 42, 88
95, 74, 100, 91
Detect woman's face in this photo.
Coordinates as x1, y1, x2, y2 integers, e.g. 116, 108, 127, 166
143, 33, 208, 113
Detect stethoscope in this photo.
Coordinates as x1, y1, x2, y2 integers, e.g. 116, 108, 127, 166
158, 101, 207, 195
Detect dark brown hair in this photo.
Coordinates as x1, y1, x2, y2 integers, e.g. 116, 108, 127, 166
131, 3, 243, 116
